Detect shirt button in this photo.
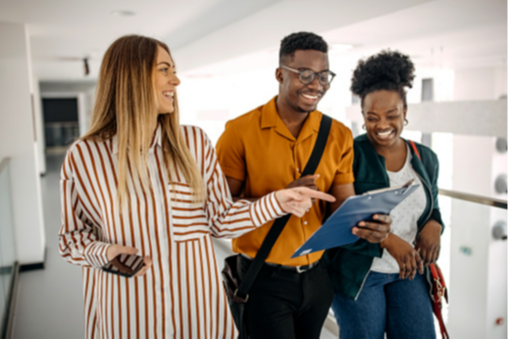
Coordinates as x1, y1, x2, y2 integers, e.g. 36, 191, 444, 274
303, 221, 308, 225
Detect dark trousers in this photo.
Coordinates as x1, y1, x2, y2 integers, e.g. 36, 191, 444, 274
240, 256, 334, 339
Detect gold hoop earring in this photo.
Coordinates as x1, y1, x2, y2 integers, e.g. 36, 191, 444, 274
362, 124, 366, 130
404, 119, 409, 126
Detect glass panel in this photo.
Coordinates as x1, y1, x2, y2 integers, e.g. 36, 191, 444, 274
421, 78, 434, 102
0, 162, 16, 316
0, 265, 4, 328
438, 193, 507, 337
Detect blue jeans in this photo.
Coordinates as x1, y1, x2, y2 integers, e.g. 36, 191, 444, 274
331, 271, 435, 339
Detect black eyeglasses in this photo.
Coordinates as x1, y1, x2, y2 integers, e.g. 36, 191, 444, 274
281, 65, 336, 86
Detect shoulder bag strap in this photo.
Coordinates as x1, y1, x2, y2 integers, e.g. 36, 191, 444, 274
429, 263, 450, 339
409, 140, 421, 161
235, 115, 333, 301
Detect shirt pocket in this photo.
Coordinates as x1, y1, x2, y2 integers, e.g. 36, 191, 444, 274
169, 182, 210, 242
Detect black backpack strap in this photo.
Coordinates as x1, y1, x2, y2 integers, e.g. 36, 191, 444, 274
235, 115, 332, 301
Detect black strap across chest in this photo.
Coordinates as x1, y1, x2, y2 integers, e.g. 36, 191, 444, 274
236, 114, 332, 300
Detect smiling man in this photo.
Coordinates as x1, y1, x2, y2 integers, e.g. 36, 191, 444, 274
216, 32, 391, 339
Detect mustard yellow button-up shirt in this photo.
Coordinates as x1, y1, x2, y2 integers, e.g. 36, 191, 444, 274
216, 97, 355, 266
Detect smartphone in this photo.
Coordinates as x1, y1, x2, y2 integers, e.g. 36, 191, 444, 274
102, 253, 145, 278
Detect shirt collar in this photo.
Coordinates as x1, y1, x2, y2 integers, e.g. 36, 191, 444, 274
111, 124, 163, 155
260, 96, 322, 142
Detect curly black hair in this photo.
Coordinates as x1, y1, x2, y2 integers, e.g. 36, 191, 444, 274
351, 50, 415, 108
279, 32, 328, 64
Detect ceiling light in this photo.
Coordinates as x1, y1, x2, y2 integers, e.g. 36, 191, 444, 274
110, 10, 136, 17
83, 58, 89, 76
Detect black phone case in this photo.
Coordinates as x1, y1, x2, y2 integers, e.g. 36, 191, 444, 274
102, 253, 144, 278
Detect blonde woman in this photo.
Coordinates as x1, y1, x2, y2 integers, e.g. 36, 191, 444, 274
58, 35, 333, 339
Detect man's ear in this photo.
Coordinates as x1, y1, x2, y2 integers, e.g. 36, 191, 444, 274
275, 68, 283, 84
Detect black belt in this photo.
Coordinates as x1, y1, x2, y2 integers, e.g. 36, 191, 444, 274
241, 254, 320, 274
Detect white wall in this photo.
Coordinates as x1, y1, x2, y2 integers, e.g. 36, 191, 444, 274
494, 66, 507, 99
0, 22, 46, 265
453, 66, 507, 101
32, 79, 46, 175
447, 65, 507, 338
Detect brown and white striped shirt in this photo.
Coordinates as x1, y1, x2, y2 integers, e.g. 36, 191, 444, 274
59, 125, 285, 339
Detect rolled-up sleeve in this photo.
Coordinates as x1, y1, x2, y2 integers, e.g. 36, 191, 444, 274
333, 128, 355, 185
216, 120, 247, 181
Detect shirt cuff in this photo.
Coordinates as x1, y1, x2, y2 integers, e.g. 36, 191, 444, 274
221, 166, 246, 181
83, 241, 112, 268
430, 209, 445, 233
249, 192, 287, 227
333, 173, 355, 186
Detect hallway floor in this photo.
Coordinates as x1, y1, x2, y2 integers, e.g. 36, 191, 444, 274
11, 153, 83, 338
10, 154, 335, 339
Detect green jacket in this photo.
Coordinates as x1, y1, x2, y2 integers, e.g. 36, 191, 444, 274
324, 134, 444, 300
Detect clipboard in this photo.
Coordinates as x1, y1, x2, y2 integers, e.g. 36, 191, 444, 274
291, 180, 419, 258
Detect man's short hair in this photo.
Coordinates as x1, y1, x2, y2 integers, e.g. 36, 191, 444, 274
279, 32, 328, 64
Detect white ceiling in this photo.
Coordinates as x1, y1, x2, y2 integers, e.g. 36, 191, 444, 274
0, 0, 505, 81
172, 0, 433, 71
0, 0, 282, 79
321, 0, 507, 69
0, 0, 431, 80
184, 0, 507, 78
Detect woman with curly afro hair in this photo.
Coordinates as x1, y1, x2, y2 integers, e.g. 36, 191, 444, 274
325, 50, 444, 338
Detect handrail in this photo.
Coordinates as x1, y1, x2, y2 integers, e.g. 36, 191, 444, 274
0, 157, 15, 339
213, 188, 507, 336
1, 262, 19, 339
0, 157, 10, 175
439, 188, 507, 209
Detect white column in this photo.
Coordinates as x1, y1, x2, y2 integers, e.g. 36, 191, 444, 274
32, 78, 46, 175
0, 22, 46, 265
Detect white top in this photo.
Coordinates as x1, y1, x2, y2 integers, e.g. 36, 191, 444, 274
371, 145, 427, 274
59, 125, 286, 339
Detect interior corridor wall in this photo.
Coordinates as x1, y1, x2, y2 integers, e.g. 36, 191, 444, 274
0, 22, 46, 265
453, 66, 507, 101
448, 65, 507, 338
33, 78, 46, 175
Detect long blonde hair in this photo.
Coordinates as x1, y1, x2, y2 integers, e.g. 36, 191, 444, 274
82, 35, 206, 208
